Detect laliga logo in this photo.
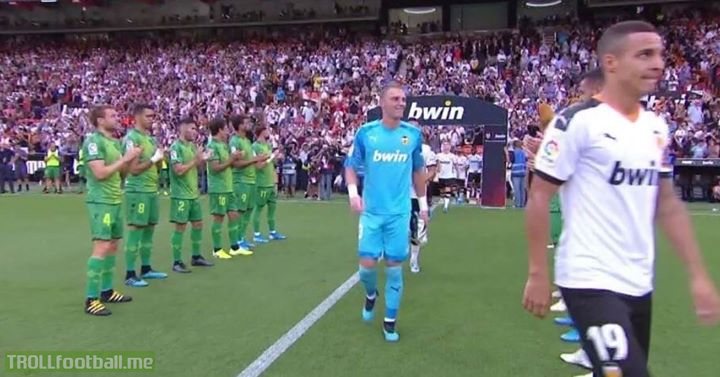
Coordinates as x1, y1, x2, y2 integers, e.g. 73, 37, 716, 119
407, 100, 465, 121
543, 140, 559, 157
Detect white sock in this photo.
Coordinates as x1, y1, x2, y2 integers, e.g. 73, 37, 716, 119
443, 197, 450, 208
410, 245, 420, 264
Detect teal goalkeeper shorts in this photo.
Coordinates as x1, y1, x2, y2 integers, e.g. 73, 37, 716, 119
357, 212, 412, 263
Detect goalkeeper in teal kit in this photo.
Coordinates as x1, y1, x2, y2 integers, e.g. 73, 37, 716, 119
345, 81, 429, 342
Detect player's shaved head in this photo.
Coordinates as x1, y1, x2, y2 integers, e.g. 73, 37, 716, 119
597, 21, 658, 60
380, 80, 404, 99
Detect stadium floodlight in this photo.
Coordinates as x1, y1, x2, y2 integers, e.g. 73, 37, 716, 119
41, 0, 59, 3
402, 7, 437, 15
526, 0, 562, 7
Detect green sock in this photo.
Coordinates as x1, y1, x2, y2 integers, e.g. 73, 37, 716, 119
267, 201, 277, 232
101, 255, 116, 292
124, 228, 142, 272
140, 226, 155, 267
191, 227, 202, 256
253, 205, 264, 233
211, 221, 223, 250
171, 230, 184, 262
86, 257, 104, 299
240, 210, 252, 240
228, 216, 239, 248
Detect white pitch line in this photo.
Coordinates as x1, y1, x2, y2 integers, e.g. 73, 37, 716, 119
236, 272, 359, 377
236, 202, 439, 377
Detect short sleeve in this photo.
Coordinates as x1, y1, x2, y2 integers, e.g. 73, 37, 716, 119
425, 150, 437, 167
122, 133, 135, 153
229, 138, 238, 154
346, 129, 365, 170
411, 138, 424, 172
207, 143, 219, 162
84, 138, 104, 162
533, 114, 585, 185
170, 144, 183, 165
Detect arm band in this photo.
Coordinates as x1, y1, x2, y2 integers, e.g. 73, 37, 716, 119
348, 184, 359, 198
418, 196, 428, 211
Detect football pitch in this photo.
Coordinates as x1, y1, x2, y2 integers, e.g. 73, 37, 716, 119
1, 194, 719, 377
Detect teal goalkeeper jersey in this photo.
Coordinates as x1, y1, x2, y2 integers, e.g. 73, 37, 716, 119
345, 120, 424, 215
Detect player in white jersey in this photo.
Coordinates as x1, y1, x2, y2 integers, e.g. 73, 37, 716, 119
523, 21, 720, 377
435, 142, 456, 212
466, 149, 482, 202
453, 150, 469, 203
408, 120, 437, 273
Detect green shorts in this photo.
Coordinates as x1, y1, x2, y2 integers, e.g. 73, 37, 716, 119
160, 170, 169, 184
209, 192, 238, 215
45, 166, 60, 179
234, 182, 256, 212
125, 192, 159, 226
170, 198, 203, 224
255, 186, 277, 207
87, 203, 123, 240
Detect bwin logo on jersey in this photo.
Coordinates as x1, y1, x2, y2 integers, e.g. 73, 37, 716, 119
373, 150, 409, 163
608, 161, 660, 186
407, 100, 464, 121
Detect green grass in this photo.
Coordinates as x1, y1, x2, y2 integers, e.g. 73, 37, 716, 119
1, 194, 719, 377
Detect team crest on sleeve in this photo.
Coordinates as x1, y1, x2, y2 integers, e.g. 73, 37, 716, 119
540, 139, 559, 165
401, 135, 409, 145
170, 150, 178, 160
126, 140, 134, 149
88, 142, 98, 156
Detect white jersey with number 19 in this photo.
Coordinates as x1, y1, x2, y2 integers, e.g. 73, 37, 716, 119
534, 98, 672, 297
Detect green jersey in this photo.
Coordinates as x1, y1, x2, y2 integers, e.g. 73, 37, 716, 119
82, 131, 123, 205
253, 141, 274, 187
207, 138, 232, 194
229, 135, 256, 184
123, 128, 159, 193
169, 140, 199, 200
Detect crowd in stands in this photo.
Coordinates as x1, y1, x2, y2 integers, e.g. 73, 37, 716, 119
2, 6, 720, 196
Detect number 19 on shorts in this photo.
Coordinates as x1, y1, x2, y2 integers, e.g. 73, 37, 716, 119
587, 324, 628, 363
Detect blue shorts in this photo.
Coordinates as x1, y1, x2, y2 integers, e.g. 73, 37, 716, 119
357, 212, 411, 263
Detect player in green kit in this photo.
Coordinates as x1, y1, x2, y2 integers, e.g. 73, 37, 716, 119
169, 118, 215, 272
229, 115, 268, 250
122, 104, 167, 288
206, 117, 249, 259
82, 105, 142, 316
251, 126, 287, 243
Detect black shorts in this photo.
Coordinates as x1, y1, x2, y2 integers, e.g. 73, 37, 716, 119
438, 178, 454, 191
468, 172, 481, 185
560, 287, 652, 377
